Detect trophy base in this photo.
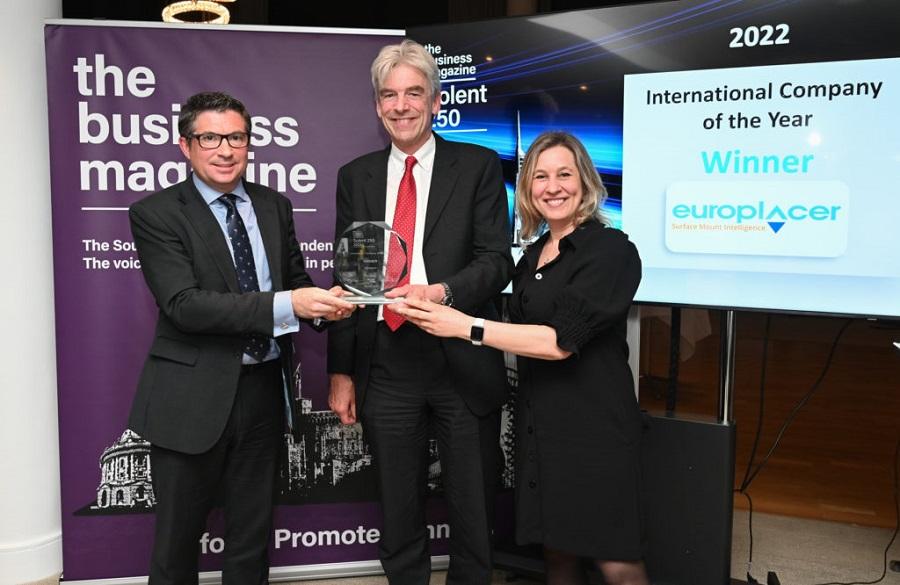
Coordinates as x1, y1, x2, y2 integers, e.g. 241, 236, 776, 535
344, 295, 400, 305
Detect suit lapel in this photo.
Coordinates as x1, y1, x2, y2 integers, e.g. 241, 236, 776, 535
364, 148, 390, 223
179, 181, 240, 292
247, 183, 284, 290
423, 135, 458, 245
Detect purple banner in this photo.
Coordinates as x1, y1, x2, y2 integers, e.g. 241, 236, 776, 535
43, 22, 426, 581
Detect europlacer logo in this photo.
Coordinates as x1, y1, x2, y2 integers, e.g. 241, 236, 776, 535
670, 200, 843, 234
665, 181, 849, 257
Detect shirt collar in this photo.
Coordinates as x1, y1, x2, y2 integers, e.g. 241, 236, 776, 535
192, 173, 249, 207
560, 219, 602, 250
389, 134, 436, 172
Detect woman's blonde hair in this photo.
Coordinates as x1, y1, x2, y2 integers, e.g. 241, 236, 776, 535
516, 130, 608, 240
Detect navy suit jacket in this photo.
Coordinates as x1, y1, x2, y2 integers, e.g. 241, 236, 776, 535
128, 178, 314, 454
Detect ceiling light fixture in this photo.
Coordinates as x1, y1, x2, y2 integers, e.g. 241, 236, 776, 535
162, 0, 236, 25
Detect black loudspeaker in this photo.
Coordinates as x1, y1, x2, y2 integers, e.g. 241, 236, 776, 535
641, 412, 736, 585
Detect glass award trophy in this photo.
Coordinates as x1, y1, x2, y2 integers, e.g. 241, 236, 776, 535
334, 221, 408, 304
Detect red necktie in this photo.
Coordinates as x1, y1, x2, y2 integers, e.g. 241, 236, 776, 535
384, 155, 417, 331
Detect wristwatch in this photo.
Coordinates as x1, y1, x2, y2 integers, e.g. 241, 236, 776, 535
439, 282, 454, 306
470, 318, 485, 346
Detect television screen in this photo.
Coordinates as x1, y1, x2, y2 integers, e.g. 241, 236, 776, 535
411, 0, 900, 318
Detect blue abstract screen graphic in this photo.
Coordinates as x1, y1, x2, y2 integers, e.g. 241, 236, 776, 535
412, 0, 900, 318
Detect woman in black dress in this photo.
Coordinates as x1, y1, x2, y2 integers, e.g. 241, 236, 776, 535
395, 131, 646, 585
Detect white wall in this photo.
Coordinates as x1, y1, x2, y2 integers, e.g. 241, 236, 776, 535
0, 0, 64, 583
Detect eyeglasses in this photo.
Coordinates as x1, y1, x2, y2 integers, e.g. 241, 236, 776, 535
190, 132, 250, 149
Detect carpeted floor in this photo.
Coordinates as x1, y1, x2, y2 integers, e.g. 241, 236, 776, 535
730, 510, 900, 585
21, 511, 900, 584
285, 511, 900, 585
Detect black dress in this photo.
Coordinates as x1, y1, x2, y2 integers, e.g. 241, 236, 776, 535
509, 220, 643, 560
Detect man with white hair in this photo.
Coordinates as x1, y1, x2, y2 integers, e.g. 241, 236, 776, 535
327, 40, 513, 585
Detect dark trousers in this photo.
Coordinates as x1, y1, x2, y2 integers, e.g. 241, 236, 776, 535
362, 322, 501, 585
149, 360, 283, 585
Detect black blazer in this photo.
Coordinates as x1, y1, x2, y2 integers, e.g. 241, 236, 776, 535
327, 134, 514, 416
128, 178, 314, 454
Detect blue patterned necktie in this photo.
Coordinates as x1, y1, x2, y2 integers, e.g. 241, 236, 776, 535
220, 194, 270, 362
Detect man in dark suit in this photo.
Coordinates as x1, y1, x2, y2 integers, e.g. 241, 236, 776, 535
128, 92, 354, 585
327, 41, 513, 585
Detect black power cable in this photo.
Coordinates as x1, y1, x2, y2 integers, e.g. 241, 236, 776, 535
735, 317, 900, 585
739, 314, 773, 493
735, 317, 851, 582
735, 314, 771, 580
743, 318, 852, 488
737, 490, 758, 583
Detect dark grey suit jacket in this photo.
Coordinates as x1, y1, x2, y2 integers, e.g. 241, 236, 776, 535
327, 134, 514, 416
128, 178, 314, 454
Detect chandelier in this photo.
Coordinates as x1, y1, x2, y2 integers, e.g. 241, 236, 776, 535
162, 0, 236, 25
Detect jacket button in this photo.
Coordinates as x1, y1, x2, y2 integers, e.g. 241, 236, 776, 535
527, 426, 534, 434
535, 273, 543, 280
528, 480, 537, 489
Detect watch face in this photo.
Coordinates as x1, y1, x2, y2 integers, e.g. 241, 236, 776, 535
470, 324, 485, 344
